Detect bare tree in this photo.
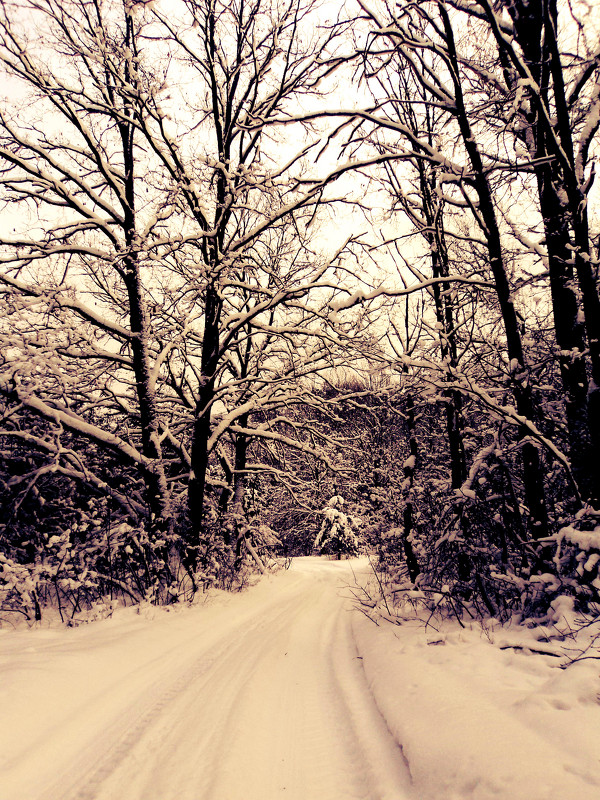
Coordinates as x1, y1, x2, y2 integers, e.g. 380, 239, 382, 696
0, 0, 368, 590
355, 0, 600, 508
329, 0, 549, 540
458, 0, 600, 505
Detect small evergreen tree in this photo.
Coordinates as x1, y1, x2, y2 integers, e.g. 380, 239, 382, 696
314, 496, 361, 560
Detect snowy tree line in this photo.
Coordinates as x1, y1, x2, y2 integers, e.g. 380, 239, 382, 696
0, 0, 599, 623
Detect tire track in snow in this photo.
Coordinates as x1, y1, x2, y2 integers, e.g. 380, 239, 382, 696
2, 571, 310, 799
52, 593, 307, 800
199, 580, 374, 800
326, 603, 414, 799
38, 561, 414, 800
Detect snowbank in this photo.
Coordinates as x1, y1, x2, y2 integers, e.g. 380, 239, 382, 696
353, 611, 600, 800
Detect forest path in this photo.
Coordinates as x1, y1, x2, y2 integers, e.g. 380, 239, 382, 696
0, 558, 413, 800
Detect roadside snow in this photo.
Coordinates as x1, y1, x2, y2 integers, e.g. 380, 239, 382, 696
353, 613, 600, 800
1, 557, 599, 800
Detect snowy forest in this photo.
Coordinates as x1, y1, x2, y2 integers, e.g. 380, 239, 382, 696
1, 0, 599, 626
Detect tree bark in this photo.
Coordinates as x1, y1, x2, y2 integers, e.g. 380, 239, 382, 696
188, 281, 222, 566
401, 390, 421, 582
120, 8, 171, 535
499, 0, 600, 506
440, 5, 549, 539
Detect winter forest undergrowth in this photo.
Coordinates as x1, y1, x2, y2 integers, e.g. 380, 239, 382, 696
1, 0, 600, 647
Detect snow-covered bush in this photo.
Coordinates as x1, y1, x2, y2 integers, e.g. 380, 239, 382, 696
0, 498, 183, 625
514, 519, 600, 619
191, 499, 275, 593
314, 495, 361, 559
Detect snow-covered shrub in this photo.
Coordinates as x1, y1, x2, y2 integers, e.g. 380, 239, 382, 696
314, 495, 361, 559
0, 553, 43, 621
372, 526, 410, 571
0, 493, 184, 624
512, 519, 600, 619
191, 500, 261, 592
67, 598, 119, 627
365, 509, 600, 626
234, 517, 282, 571
553, 524, 600, 600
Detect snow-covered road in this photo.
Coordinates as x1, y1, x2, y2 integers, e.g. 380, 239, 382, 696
2, 556, 600, 800
0, 558, 412, 800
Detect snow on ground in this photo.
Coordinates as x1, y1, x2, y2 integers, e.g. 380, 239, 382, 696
1, 557, 599, 800
352, 594, 600, 800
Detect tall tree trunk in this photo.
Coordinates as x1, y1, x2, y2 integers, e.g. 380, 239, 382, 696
419, 170, 468, 491
188, 281, 222, 567
120, 10, 171, 533
387, 72, 468, 493
401, 389, 421, 582
501, 0, 600, 507
441, 5, 549, 539
233, 414, 250, 569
